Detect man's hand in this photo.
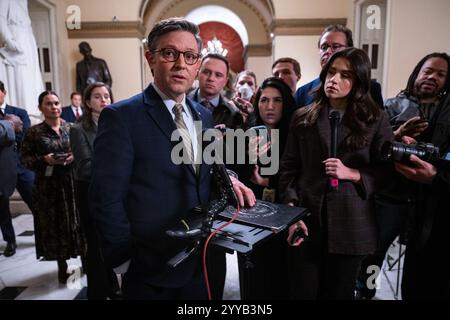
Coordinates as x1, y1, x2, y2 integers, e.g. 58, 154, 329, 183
394, 116, 428, 139
233, 97, 254, 116
4, 114, 23, 133
395, 155, 437, 184
287, 220, 309, 246
230, 176, 256, 208
401, 135, 417, 145
248, 136, 271, 163
249, 165, 269, 187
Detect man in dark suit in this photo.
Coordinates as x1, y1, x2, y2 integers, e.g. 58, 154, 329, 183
0, 115, 21, 257
89, 17, 255, 300
61, 92, 83, 123
189, 53, 243, 129
294, 24, 383, 108
0, 81, 35, 213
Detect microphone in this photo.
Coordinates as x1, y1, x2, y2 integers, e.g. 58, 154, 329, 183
329, 110, 341, 191
215, 162, 239, 207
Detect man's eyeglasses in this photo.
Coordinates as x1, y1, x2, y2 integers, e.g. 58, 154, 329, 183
319, 43, 347, 52
152, 48, 201, 65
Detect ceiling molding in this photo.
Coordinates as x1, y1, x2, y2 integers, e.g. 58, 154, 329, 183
67, 21, 146, 39
246, 44, 272, 57
271, 18, 348, 36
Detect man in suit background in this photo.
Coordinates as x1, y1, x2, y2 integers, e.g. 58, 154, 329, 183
294, 24, 383, 108
0, 80, 34, 220
61, 92, 83, 123
0, 111, 22, 257
89, 17, 255, 300
272, 57, 302, 94
189, 53, 243, 129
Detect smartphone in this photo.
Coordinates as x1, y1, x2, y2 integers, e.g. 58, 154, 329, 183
53, 152, 68, 160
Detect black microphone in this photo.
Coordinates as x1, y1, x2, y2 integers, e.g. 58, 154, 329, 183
329, 110, 341, 191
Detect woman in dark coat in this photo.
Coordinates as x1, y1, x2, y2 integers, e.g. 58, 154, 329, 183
21, 91, 85, 284
70, 82, 119, 299
236, 77, 295, 300
279, 48, 393, 300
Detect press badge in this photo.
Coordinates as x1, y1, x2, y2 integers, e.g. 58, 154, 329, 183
45, 165, 54, 177
262, 188, 276, 203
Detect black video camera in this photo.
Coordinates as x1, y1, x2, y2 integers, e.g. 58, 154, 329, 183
381, 141, 449, 165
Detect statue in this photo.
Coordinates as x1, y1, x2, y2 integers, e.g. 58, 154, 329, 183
0, 0, 44, 120
76, 41, 112, 95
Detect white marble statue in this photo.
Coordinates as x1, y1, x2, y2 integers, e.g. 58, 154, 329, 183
0, 0, 44, 120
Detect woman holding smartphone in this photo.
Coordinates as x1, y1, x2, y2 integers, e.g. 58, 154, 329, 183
279, 48, 393, 299
21, 91, 85, 284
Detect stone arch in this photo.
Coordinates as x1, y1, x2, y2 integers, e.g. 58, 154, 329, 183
139, 0, 275, 56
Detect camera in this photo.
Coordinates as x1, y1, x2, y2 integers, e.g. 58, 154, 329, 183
381, 141, 442, 164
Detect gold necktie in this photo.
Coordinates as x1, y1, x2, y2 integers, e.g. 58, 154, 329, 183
172, 103, 195, 170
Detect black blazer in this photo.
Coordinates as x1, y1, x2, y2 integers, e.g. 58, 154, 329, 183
0, 120, 17, 197
89, 85, 214, 287
70, 122, 97, 182
61, 106, 83, 123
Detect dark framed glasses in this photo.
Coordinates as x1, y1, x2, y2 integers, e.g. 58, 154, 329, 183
152, 48, 201, 65
319, 43, 346, 52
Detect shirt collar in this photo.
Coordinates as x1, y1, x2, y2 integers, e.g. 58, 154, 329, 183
152, 83, 190, 116
198, 91, 220, 107
0, 101, 6, 112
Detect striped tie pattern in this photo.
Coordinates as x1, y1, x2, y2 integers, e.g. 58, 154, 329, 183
172, 103, 195, 169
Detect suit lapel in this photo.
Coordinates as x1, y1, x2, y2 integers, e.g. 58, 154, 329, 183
338, 122, 351, 155
316, 105, 331, 157
143, 85, 204, 178
143, 85, 178, 141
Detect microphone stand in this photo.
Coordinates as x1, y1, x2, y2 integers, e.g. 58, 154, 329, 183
166, 163, 238, 268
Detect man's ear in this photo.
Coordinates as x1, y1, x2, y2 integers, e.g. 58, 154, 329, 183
145, 51, 155, 66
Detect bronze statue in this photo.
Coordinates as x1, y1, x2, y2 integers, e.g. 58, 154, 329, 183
76, 42, 112, 94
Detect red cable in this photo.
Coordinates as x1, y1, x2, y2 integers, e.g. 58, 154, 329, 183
202, 203, 241, 300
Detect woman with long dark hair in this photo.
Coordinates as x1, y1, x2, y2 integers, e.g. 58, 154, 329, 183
236, 77, 295, 299
21, 91, 85, 284
244, 76, 295, 202
279, 48, 393, 299
70, 82, 120, 299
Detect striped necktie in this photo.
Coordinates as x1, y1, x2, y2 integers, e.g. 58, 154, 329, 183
172, 103, 195, 170
201, 99, 214, 113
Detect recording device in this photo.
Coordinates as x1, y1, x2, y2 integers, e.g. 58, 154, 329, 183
329, 110, 341, 191
52, 152, 69, 160
380, 141, 450, 165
